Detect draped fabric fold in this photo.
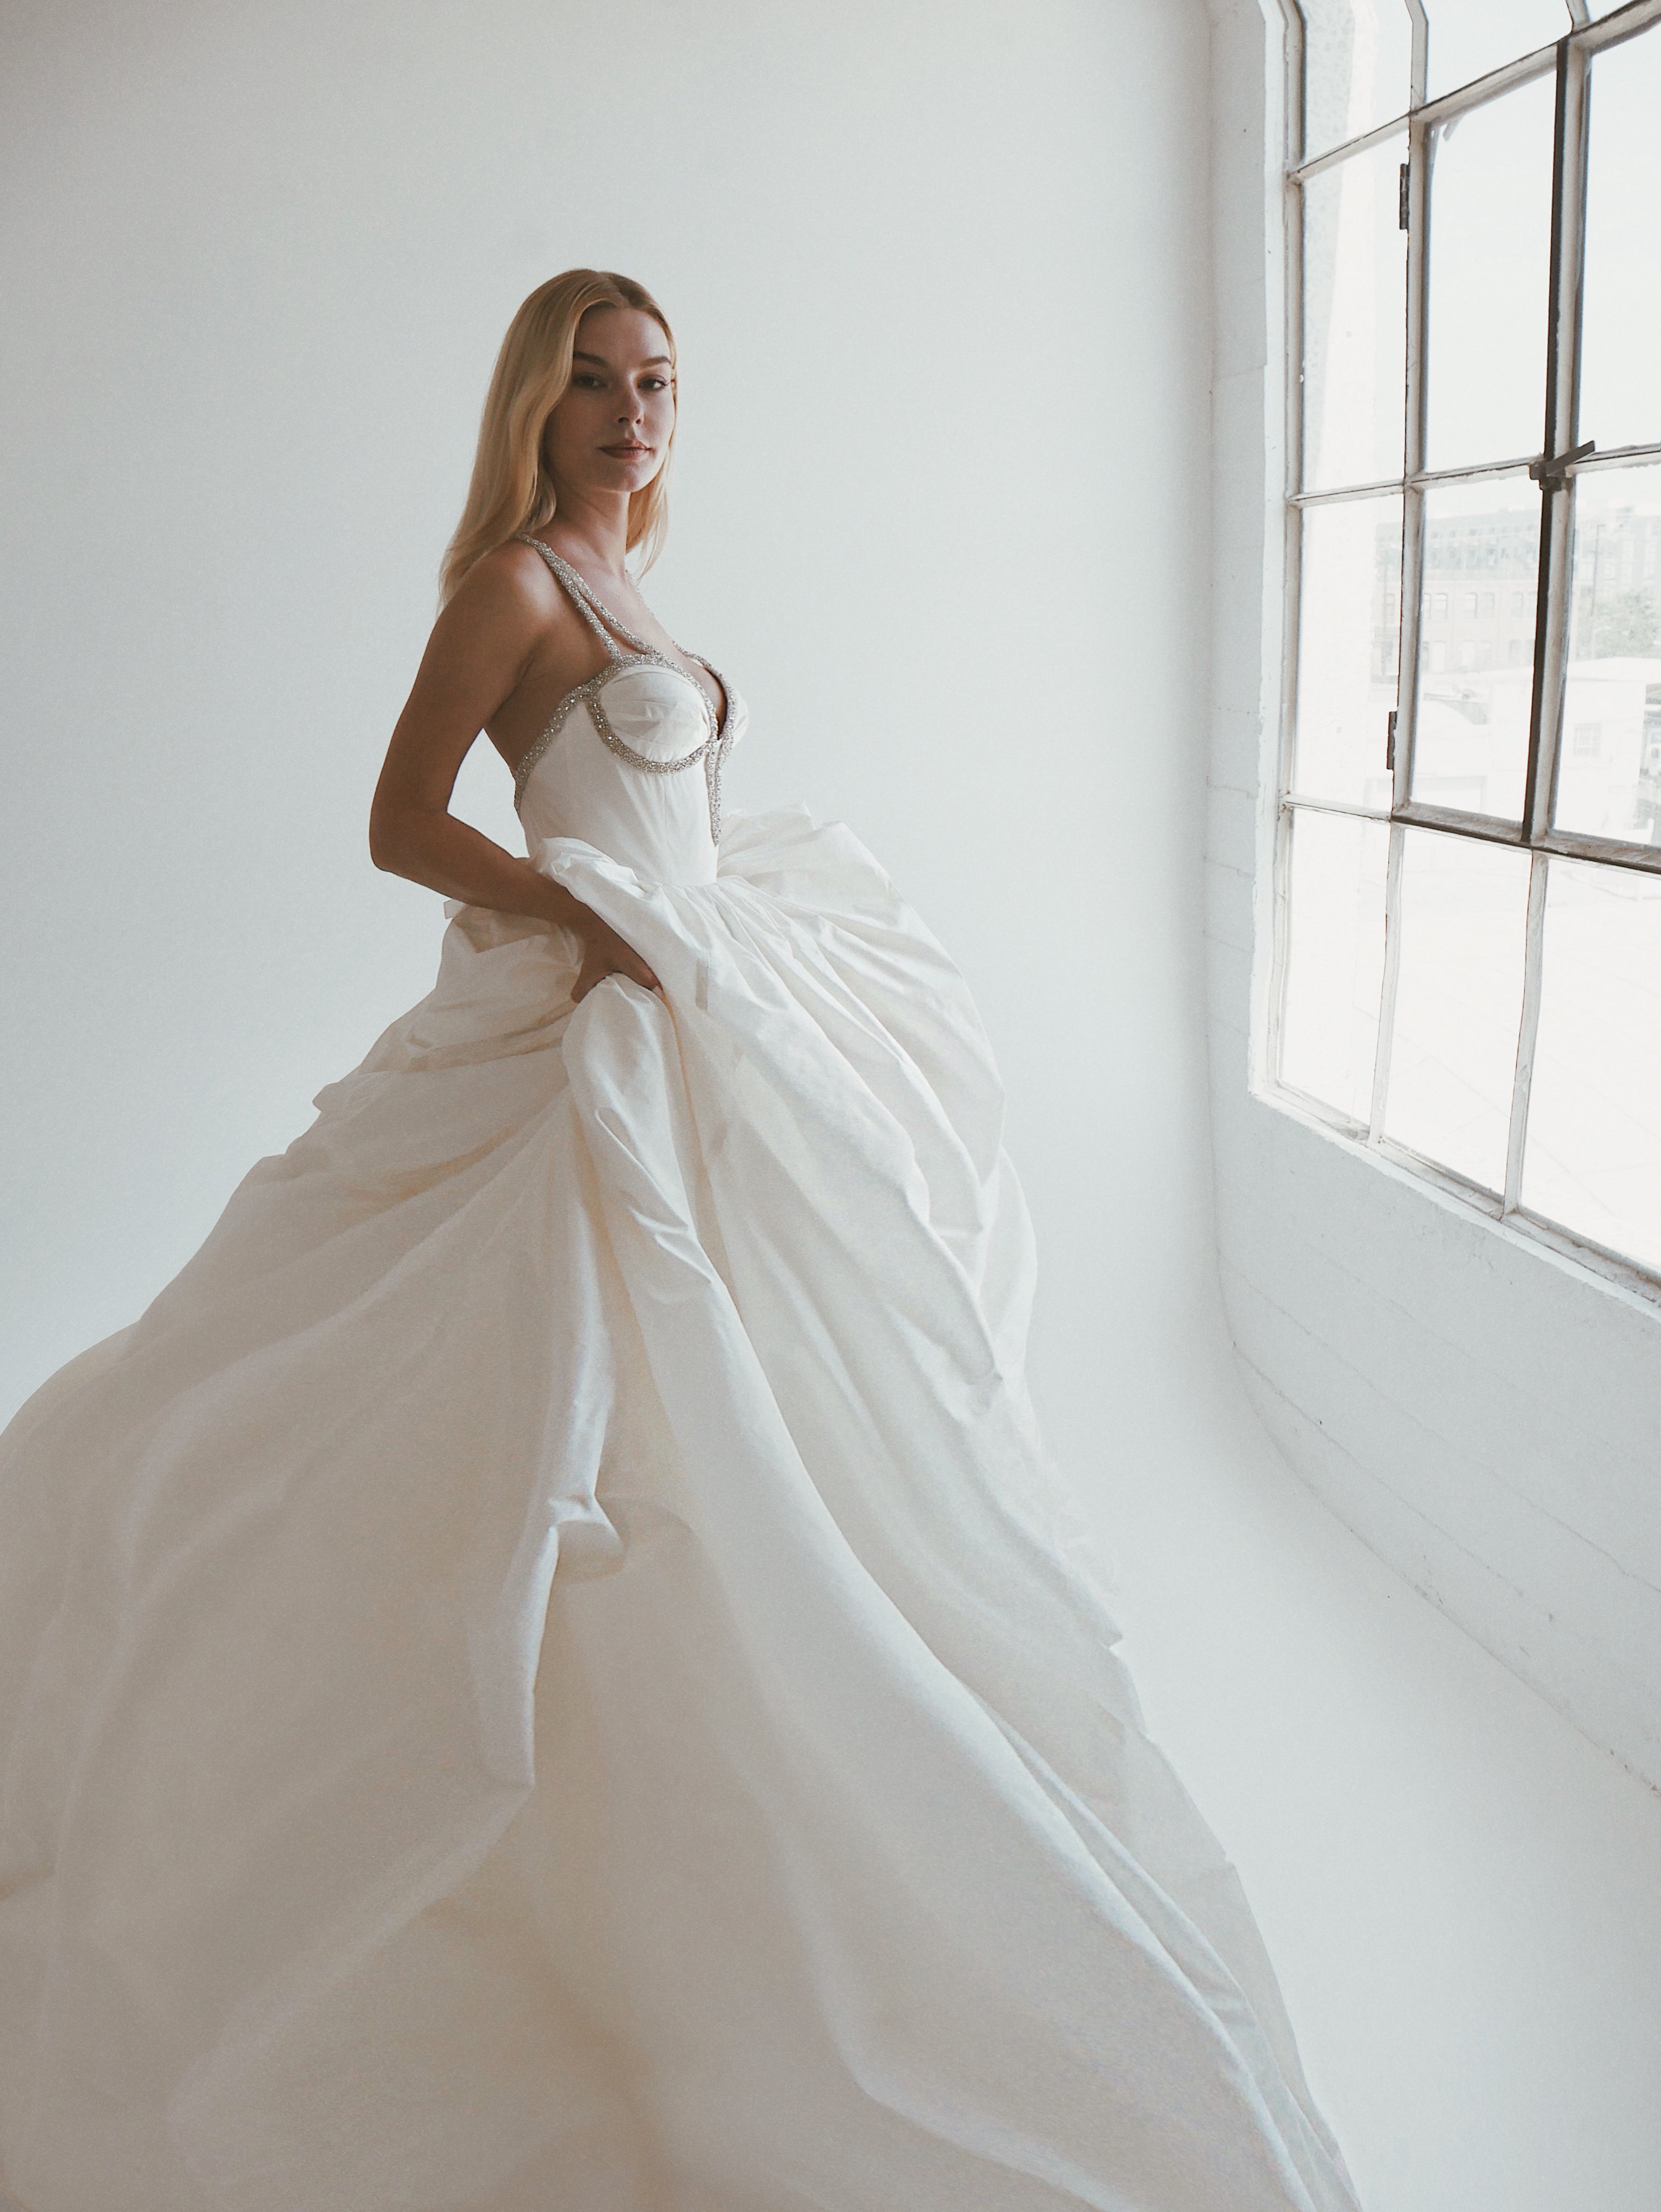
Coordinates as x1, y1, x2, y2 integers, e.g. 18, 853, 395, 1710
0, 803, 1358, 2212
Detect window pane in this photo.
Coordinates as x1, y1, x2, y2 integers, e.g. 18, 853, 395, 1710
1301, 136, 1409, 490
1579, 26, 1661, 455
1552, 464, 1661, 847
1294, 495, 1402, 804
1424, 73, 1555, 470
1300, 1, 1415, 163
1522, 858, 1661, 1273
1424, 2, 1570, 100
1382, 831, 1531, 1191
1410, 476, 1539, 819
1279, 808, 1390, 1122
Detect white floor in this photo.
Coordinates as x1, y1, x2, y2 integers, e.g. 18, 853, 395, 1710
1087, 1359, 1661, 2212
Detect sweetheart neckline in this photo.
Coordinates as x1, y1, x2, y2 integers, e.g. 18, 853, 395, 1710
514, 533, 729, 732
508, 532, 740, 841
510, 652, 737, 812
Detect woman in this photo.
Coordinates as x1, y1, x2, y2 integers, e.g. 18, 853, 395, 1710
0, 271, 1360, 2212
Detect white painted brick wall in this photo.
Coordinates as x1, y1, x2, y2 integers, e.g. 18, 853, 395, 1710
1205, 0, 1661, 1789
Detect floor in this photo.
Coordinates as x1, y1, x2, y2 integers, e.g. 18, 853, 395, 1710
1087, 1358, 1661, 2212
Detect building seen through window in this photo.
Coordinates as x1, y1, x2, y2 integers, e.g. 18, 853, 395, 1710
1279, 0, 1661, 1285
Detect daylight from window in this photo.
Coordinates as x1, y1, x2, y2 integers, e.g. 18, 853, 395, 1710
1279, 0, 1661, 1284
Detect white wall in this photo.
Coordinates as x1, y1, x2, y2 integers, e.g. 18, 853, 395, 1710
12, 0, 1654, 1813
1205, 0, 1661, 1791
0, 0, 1228, 1498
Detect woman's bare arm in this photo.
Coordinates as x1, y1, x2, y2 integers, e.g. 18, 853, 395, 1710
368, 549, 658, 998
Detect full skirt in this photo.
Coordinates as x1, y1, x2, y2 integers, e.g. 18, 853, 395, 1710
0, 810, 1359, 2212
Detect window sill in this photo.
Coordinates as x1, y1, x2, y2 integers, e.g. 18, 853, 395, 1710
1253, 1074, 1661, 1321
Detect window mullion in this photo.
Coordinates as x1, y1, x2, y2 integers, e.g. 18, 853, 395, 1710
1267, 1, 1307, 1097
1393, 114, 1429, 815
1367, 822, 1407, 1142
1509, 39, 1586, 1219
1371, 6, 1426, 1150
1502, 852, 1551, 1212
1269, 500, 1303, 1089
1541, 828, 1661, 876
1522, 37, 1590, 845
1406, 3, 1428, 105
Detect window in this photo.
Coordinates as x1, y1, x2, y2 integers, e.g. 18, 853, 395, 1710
1280, 0, 1661, 1289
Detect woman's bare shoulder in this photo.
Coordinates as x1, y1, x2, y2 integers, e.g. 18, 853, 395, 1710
447, 538, 568, 626
431, 540, 597, 694
430, 540, 611, 754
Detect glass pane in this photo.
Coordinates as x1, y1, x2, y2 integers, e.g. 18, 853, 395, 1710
1552, 464, 1661, 846
1382, 830, 1531, 1191
1522, 858, 1661, 1273
1424, 2, 1570, 100
1301, 136, 1409, 490
1579, 26, 1661, 454
1294, 495, 1403, 805
1424, 73, 1555, 470
1301, 1, 1415, 162
1411, 476, 1539, 819
1279, 808, 1390, 1122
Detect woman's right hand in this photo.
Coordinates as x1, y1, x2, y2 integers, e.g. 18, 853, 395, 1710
571, 908, 661, 1002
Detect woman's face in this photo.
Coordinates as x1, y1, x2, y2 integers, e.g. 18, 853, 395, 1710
543, 305, 675, 502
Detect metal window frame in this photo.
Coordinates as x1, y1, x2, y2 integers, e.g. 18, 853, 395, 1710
1272, 0, 1661, 1305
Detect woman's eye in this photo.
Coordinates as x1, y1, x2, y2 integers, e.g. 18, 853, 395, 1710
642, 377, 668, 392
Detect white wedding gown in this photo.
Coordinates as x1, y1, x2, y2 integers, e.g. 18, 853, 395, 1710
0, 542, 1361, 2212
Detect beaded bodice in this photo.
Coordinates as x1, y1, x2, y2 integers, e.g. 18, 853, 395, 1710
510, 535, 741, 857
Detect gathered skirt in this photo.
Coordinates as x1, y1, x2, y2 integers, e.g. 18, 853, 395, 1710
0, 807, 1359, 2212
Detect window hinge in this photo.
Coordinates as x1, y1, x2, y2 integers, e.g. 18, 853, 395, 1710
1529, 439, 1596, 488
1398, 162, 1410, 230
1387, 708, 1397, 772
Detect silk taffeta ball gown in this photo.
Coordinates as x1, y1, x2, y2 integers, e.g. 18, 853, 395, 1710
0, 539, 1361, 2212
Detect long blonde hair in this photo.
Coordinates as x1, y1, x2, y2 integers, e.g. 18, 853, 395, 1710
439, 269, 676, 606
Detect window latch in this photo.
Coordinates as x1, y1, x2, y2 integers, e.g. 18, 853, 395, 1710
1529, 439, 1595, 489
1386, 708, 1397, 772
1398, 163, 1410, 231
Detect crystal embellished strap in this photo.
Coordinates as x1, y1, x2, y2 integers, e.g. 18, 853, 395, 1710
512, 534, 623, 658
512, 534, 662, 661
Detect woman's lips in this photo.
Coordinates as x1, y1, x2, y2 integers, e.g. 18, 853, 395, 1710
602, 442, 651, 457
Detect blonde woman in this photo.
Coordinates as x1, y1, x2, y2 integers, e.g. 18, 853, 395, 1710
0, 271, 1360, 2212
